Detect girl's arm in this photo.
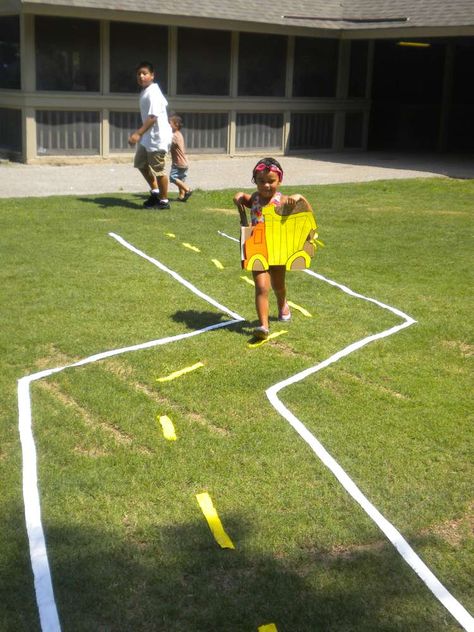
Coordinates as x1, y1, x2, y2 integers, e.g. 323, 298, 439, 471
233, 192, 253, 226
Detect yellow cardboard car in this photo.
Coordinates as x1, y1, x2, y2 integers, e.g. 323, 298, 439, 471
241, 199, 318, 271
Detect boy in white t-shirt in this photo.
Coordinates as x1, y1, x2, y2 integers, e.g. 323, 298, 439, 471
128, 61, 172, 210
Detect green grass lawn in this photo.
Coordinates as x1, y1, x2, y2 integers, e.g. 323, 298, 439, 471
0, 178, 472, 631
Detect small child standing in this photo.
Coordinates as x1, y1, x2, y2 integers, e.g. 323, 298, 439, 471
169, 115, 193, 202
233, 157, 311, 340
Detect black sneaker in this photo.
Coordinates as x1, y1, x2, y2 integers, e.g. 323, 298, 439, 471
156, 200, 171, 210
143, 192, 159, 208
183, 190, 193, 202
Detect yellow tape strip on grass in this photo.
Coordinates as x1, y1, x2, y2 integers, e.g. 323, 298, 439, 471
212, 258, 224, 269
157, 362, 204, 382
248, 330, 287, 348
287, 300, 312, 318
240, 275, 255, 286
196, 492, 235, 549
158, 415, 177, 441
182, 242, 201, 252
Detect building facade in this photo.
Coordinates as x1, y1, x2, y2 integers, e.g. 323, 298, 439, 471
0, 1, 473, 162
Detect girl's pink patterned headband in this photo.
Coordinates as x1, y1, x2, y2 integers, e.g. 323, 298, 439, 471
254, 162, 283, 182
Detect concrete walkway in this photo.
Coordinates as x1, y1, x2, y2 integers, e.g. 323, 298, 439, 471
0, 152, 472, 198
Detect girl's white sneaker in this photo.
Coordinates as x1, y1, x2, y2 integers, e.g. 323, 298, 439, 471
278, 304, 291, 321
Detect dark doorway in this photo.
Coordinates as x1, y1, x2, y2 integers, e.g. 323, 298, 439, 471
368, 39, 444, 151
447, 38, 474, 151
369, 37, 474, 153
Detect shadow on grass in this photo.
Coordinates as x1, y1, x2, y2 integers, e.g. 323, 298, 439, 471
288, 150, 474, 180
77, 195, 145, 210
171, 310, 290, 345
10, 515, 451, 632
1, 503, 41, 631
172, 310, 250, 337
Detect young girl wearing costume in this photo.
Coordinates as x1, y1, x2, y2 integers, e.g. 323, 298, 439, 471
233, 157, 311, 340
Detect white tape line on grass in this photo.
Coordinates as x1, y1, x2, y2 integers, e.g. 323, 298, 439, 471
18, 235, 245, 632
109, 232, 243, 322
266, 270, 473, 632
217, 230, 239, 243
18, 375, 61, 632
218, 230, 473, 630
304, 268, 417, 323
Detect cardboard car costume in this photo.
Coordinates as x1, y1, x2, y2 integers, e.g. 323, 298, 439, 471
240, 198, 319, 271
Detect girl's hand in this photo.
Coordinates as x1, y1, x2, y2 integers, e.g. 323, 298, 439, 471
233, 193, 250, 226
285, 194, 313, 212
286, 194, 302, 209
233, 192, 247, 206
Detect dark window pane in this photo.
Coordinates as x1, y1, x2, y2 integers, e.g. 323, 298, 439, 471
110, 23, 168, 93
293, 38, 338, 97
36, 16, 100, 91
36, 110, 100, 154
236, 113, 283, 150
238, 33, 286, 96
348, 41, 369, 98
180, 113, 228, 153
0, 16, 20, 89
110, 111, 141, 151
177, 28, 230, 95
290, 113, 334, 149
0, 108, 21, 152
344, 111, 364, 148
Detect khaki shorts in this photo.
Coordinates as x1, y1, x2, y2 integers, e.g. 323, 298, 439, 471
134, 144, 167, 177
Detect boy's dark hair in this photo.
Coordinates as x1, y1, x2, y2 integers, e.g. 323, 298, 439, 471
252, 157, 284, 183
136, 61, 154, 73
170, 114, 183, 130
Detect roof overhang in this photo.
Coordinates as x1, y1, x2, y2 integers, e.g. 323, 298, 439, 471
4, 0, 474, 39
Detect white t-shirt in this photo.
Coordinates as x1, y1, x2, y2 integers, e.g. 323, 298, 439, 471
139, 82, 172, 153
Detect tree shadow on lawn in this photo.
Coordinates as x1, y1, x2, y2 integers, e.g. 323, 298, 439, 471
16, 516, 450, 632
1, 503, 42, 632
77, 194, 147, 210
